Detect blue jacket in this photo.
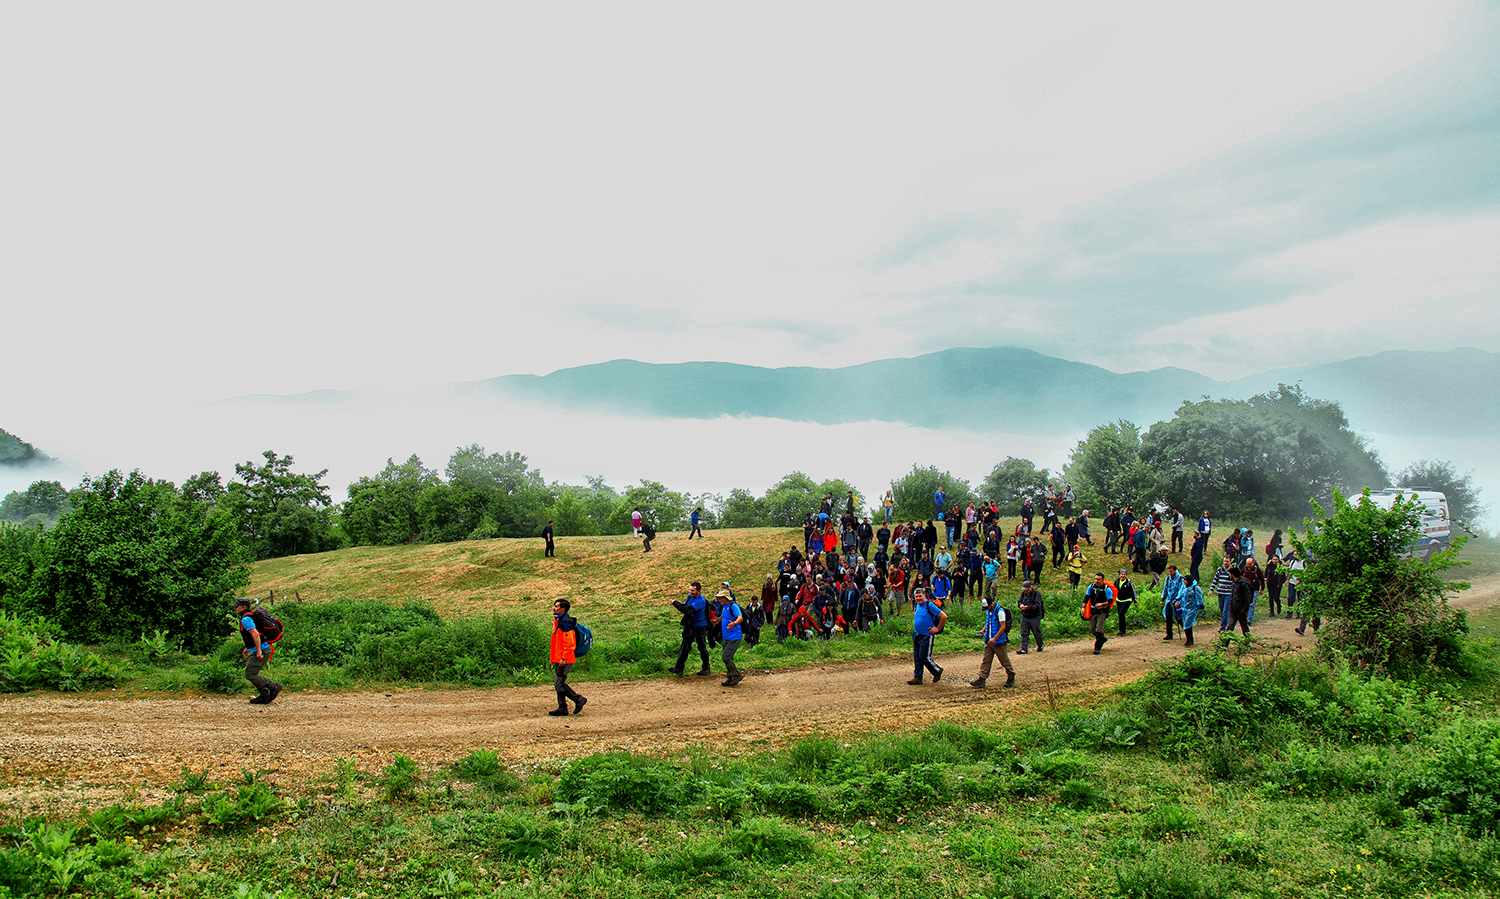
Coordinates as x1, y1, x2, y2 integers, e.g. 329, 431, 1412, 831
983, 603, 1009, 644
683, 593, 708, 627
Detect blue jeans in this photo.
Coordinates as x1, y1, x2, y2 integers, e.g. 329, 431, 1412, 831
913, 634, 941, 679
1219, 596, 1233, 630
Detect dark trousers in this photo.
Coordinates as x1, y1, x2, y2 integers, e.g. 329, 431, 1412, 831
913, 634, 941, 680
674, 626, 709, 673
1171, 530, 1183, 553
553, 662, 581, 707
1007, 559, 1017, 579
1115, 600, 1133, 635
1018, 617, 1043, 650
544, 539, 554, 557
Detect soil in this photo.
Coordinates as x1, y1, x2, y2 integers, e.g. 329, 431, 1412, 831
4, 574, 1497, 816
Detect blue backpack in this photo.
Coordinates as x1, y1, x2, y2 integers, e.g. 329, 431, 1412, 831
574, 622, 593, 657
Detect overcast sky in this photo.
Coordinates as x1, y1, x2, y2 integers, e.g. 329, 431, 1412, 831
4, 2, 1499, 503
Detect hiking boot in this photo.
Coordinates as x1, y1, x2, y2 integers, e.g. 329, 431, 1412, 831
1036, 646, 1043, 652
932, 666, 943, 683
695, 669, 712, 676
906, 677, 923, 685
572, 695, 587, 714
1003, 675, 1015, 688
721, 679, 734, 687
548, 707, 569, 716
1016, 648, 1028, 654
668, 668, 684, 676
970, 678, 987, 688
729, 675, 743, 686
265, 683, 282, 704
248, 690, 270, 705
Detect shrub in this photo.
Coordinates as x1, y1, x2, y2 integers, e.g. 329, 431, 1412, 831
555, 753, 685, 815
197, 659, 243, 695
200, 784, 282, 830
380, 755, 422, 801
726, 816, 814, 863
1394, 719, 1500, 833
1115, 849, 1224, 899
452, 750, 521, 793
0, 612, 118, 692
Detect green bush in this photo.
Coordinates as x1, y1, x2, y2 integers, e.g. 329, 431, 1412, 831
0, 612, 118, 692
1394, 719, 1500, 833
200, 784, 282, 830
380, 755, 422, 801
726, 816, 814, 863
197, 659, 243, 695
555, 753, 685, 815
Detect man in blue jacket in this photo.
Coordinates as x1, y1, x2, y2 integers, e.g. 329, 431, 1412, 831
669, 581, 711, 676
971, 595, 1015, 689
907, 587, 947, 685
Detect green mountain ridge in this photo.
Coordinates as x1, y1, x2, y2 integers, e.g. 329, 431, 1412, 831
217, 346, 1500, 438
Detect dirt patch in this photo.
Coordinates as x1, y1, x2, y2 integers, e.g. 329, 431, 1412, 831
4, 576, 1496, 816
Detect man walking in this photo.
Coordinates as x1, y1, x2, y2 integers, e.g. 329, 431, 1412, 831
670, 582, 711, 676
542, 520, 556, 558
233, 597, 282, 705
717, 587, 744, 686
548, 599, 587, 715
971, 594, 1015, 688
1017, 581, 1044, 653
907, 587, 947, 685
1084, 573, 1116, 655
688, 507, 704, 539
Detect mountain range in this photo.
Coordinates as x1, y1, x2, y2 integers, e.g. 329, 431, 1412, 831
408, 346, 1495, 438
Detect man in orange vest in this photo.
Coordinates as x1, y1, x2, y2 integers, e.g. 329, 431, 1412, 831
549, 599, 587, 716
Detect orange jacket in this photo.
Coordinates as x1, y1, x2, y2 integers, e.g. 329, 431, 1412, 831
550, 616, 577, 664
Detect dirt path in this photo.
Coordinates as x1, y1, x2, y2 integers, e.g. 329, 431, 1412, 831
5, 575, 1497, 815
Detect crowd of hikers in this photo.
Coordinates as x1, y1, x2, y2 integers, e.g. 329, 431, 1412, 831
652, 485, 1314, 700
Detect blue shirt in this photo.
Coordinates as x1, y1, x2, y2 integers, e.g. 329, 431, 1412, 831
683, 593, 707, 627
240, 614, 271, 654
721, 602, 743, 641
913, 600, 942, 635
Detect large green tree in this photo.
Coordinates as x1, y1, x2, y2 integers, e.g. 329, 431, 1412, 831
343, 455, 443, 546
1064, 421, 1159, 515
980, 458, 1053, 514
0, 479, 71, 525
224, 451, 342, 559
1396, 459, 1488, 529
441, 445, 553, 539
26, 470, 249, 652
1292, 488, 1467, 678
890, 465, 975, 523
1140, 385, 1388, 522
610, 480, 692, 533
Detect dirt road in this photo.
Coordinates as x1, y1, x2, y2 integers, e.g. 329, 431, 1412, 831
4, 576, 1495, 815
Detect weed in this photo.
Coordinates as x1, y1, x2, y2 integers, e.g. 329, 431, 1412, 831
1143, 803, 1199, 839
201, 784, 283, 830
556, 752, 683, 815
381, 755, 422, 801
726, 816, 814, 863
197, 659, 243, 695
173, 766, 216, 794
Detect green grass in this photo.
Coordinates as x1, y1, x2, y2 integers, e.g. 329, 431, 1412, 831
10, 648, 1500, 899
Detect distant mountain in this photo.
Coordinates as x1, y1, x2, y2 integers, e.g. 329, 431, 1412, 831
457, 347, 1220, 433
0, 427, 52, 468
219, 346, 1500, 439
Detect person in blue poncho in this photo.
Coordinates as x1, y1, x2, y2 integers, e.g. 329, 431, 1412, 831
1160, 564, 1184, 642
1178, 575, 1206, 646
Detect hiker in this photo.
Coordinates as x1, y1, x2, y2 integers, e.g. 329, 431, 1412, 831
1016, 580, 1044, 653
669, 582, 711, 676
907, 587, 947, 685
542, 520, 555, 557
549, 599, 587, 716
717, 587, 744, 687
233, 597, 282, 705
1084, 573, 1116, 655
970, 594, 1015, 689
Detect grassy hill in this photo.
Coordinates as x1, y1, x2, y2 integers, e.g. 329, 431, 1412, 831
247, 527, 806, 619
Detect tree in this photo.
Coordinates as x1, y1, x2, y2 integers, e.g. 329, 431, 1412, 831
180, 472, 226, 507
342, 455, 443, 546
1141, 385, 1388, 522
26, 470, 249, 652
980, 458, 1053, 513
0, 479, 70, 524
717, 488, 764, 529
1064, 421, 1159, 515
1292, 488, 1468, 678
890, 465, 975, 522
1396, 460, 1488, 529
443, 445, 553, 539
610, 481, 691, 532
224, 451, 342, 559
758, 472, 821, 527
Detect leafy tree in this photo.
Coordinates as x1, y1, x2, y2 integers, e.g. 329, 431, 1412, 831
180, 471, 226, 507
554, 476, 624, 535
610, 481, 691, 532
980, 457, 1053, 513
343, 455, 443, 546
443, 446, 553, 539
224, 451, 342, 559
1063, 421, 1159, 515
0, 480, 71, 524
717, 488, 763, 529
25, 470, 249, 652
1292, 488, 1468, 678
758, 472, 821, 527
544, 490, 599, 537
0, 520, 44, 609
1396, 460, 1488, 529
1141, 385, 1388, 522
889, 465, 975, 523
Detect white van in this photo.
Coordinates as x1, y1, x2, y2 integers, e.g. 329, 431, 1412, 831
1366, 488, 1451, 560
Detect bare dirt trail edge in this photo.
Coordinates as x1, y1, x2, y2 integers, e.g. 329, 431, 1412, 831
4, 575, 1498, 815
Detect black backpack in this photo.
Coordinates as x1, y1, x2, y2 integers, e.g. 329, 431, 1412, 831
249, 609, 284, 644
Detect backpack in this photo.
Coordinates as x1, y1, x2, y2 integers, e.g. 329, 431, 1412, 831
574, 622, 593, 656
250, 609, 284, 644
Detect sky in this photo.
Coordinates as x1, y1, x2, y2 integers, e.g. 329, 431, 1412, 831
3, 2, 1499, 507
